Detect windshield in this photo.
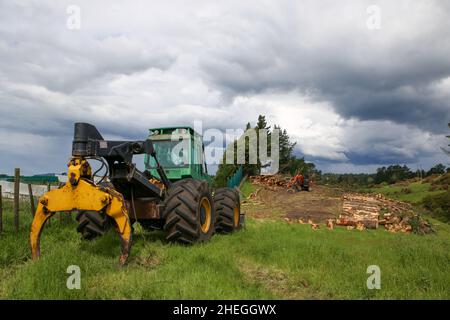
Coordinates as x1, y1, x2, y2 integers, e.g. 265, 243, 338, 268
148, 140, 189, 168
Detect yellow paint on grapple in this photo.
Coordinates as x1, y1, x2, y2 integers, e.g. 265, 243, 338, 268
30, 157, 132, 265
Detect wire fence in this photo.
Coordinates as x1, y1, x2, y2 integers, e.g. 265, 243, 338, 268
0, 168, 70, 234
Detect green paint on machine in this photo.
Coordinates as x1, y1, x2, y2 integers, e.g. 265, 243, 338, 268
144, 127, 212, 184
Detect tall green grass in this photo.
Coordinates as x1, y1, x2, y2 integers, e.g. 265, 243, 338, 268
240, 180, 256, 199
0, 200, 449, 299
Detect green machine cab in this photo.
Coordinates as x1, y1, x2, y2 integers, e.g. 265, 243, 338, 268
144, 127, 211, 183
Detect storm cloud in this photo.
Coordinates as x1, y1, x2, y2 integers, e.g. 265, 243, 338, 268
0, 0, 449, 174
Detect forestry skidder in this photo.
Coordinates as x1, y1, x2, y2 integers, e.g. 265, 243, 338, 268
30, 123, 244, 265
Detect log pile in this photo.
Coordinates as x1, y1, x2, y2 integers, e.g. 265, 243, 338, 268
382, 214, 433, 234
250, 175, 290, 189
337, 194, 381, 229
335, 193, 432, 234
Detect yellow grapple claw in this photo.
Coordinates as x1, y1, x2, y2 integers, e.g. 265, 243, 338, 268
30, 173, 132, 265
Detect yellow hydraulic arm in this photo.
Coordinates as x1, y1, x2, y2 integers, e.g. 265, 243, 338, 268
30, 158, 133, 265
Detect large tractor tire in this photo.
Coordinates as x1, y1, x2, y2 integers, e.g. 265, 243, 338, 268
214, 187, 242, 234
75, 210, 113, 240
162, 179, 215, 244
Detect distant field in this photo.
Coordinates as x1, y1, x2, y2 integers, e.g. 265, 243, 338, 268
365, 181, 446, 203
0, 197, 449, 299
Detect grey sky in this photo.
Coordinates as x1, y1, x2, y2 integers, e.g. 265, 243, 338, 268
0, 0, 449, 175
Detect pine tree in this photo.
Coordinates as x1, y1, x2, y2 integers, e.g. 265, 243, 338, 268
274, 124, 296, 173
254, 115, 271, 174
256, 115, 270, 130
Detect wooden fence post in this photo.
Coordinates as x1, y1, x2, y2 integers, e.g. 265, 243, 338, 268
13, 168, 20, 232
0, 185, 3, 233
28, 184, 35, 217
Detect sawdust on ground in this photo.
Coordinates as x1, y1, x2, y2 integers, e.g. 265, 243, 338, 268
242, 185, 343, 223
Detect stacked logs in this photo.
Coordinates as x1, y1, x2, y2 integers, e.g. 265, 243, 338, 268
337, 194, 381, 229
381, 214, 433, 234
250, 175, 290, 189
335, 193, 431, 233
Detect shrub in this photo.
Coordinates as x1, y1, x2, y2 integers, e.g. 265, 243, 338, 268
422, 190, 450, 223
401, 187, 412, 194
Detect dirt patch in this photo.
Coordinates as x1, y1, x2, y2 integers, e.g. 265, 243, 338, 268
242, 181, 430, 234
285, 210, 335, 223
242, 185, 342, 223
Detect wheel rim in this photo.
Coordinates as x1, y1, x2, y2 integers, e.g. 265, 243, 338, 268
234, 206, 239, 227
199, 197, 212, 233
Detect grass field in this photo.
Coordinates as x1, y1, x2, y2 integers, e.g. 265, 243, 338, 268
0, 198, 449, 299
240, 179, 256, 198
365, 181, 446, 203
